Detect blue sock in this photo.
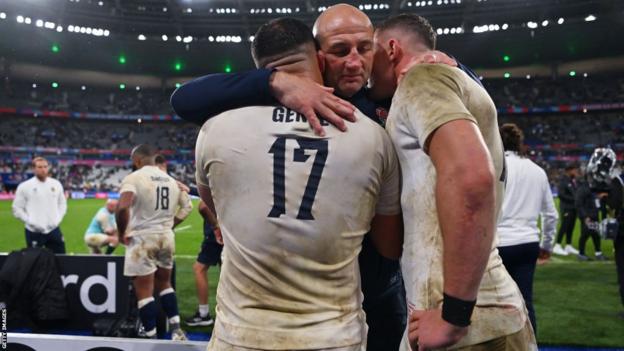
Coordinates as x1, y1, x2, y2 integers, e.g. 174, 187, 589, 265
138, 297, 157, 336
160, 288, 180, 321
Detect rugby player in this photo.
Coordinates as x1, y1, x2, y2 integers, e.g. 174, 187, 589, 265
195, 18, 402, 350
370, 14, 535, 350
116, 144, 193, 340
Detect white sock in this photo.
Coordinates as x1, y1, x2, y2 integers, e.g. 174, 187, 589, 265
145, 328, 157, 337
169, 315, 180, 325
137, 297, 155, 309
199, 304, 210, 318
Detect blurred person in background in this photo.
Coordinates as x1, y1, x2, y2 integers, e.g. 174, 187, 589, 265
185, 199, 222, 327
576, 148, 614, 261
605, 153, 624, 319
84, 199, 119, 254
496, 123, 558, 333
12, 157, 67, 254
553, 163, 581, 256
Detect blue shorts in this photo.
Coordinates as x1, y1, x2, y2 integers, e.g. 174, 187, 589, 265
25, 227, 66, 254
196, 226, 223, 266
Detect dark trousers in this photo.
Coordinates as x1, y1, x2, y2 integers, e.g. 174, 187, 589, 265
498, 242, 539, 333
616, 234, 624, 307
556, 209, 577, 245
363, 280, 406, 351
579, 223, 601, 256
25, 227, 66, 254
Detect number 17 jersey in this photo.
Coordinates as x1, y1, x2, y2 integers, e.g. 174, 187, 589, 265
195, 105, 401, 350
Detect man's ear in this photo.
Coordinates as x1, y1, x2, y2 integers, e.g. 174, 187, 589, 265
317, 50, 326, 74
388, 39, 402, 63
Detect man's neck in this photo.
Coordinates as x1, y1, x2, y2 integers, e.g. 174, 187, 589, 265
35, 175, 47, 182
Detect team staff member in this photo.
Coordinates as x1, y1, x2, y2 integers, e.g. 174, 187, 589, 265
185, 200, 222, 327
196, 18, 402, 350
371, 14, 534, 350
553, 164, 580, 256
496, 123, 558, 333
116, 144, 193, 340
84, 199, 119, 254
12, 157, 67, 254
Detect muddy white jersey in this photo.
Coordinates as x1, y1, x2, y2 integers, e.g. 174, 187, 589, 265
196, 105, 400, 350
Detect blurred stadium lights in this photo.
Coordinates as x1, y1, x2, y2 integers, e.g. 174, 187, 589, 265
558, 17, 565, 24
162, 34, 168, 41
504, 72, 511, 78
472, 23, 504, 34
32, 83, 37, 88
0, 12, 6, 20
135, 86, 141, 91
542, 20, 549, 27
81, 85, 86, 90
52, 82, 59, 88
182, 36, 193, 43
248, 36, 254, 42
527, 21, 538, 29
526, 75, 531, 79
437, 27, 463, 35
357, 4, 391, 11
406, 0, 461, 7
250, 7, 299, 14
137, 34, 146, 41
585, 14, 597, 22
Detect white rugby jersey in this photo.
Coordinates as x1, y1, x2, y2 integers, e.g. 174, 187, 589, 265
385, 64, 528, 349
119, 165, 192, 236
195, 105, 401, 350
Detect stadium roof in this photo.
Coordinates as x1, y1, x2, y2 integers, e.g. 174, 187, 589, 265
0, 0, 622, 77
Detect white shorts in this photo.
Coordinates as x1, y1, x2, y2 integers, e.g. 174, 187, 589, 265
207, 337, 365, 351
85, 233, 111, 252
123, 232, 175, 277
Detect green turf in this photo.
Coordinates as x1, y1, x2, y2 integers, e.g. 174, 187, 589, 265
1, 199, 623, 346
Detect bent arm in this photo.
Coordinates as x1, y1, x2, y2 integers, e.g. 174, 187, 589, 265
115, 192, 134, 240
170, 69, 275, 125
430, 119, 496, 301
174, 190, 193, 227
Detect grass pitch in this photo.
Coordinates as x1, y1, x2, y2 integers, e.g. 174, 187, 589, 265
1, 199, 623, 347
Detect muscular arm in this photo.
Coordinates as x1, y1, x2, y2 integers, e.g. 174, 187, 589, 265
369, 213, 403, 259
198, 200, 219, 228
115, 191, 134, 242
173, 190, 193, 227
429, 119, 496, 301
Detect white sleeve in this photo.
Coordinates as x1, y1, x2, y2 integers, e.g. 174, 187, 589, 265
12, 183, 29, 223
375, 135, 401, 216
57, 181, 67, 225
539, 172, 558, 252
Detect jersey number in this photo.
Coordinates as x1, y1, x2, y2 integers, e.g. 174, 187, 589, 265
268, 137, 328, 220
155, 186, 169, 210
